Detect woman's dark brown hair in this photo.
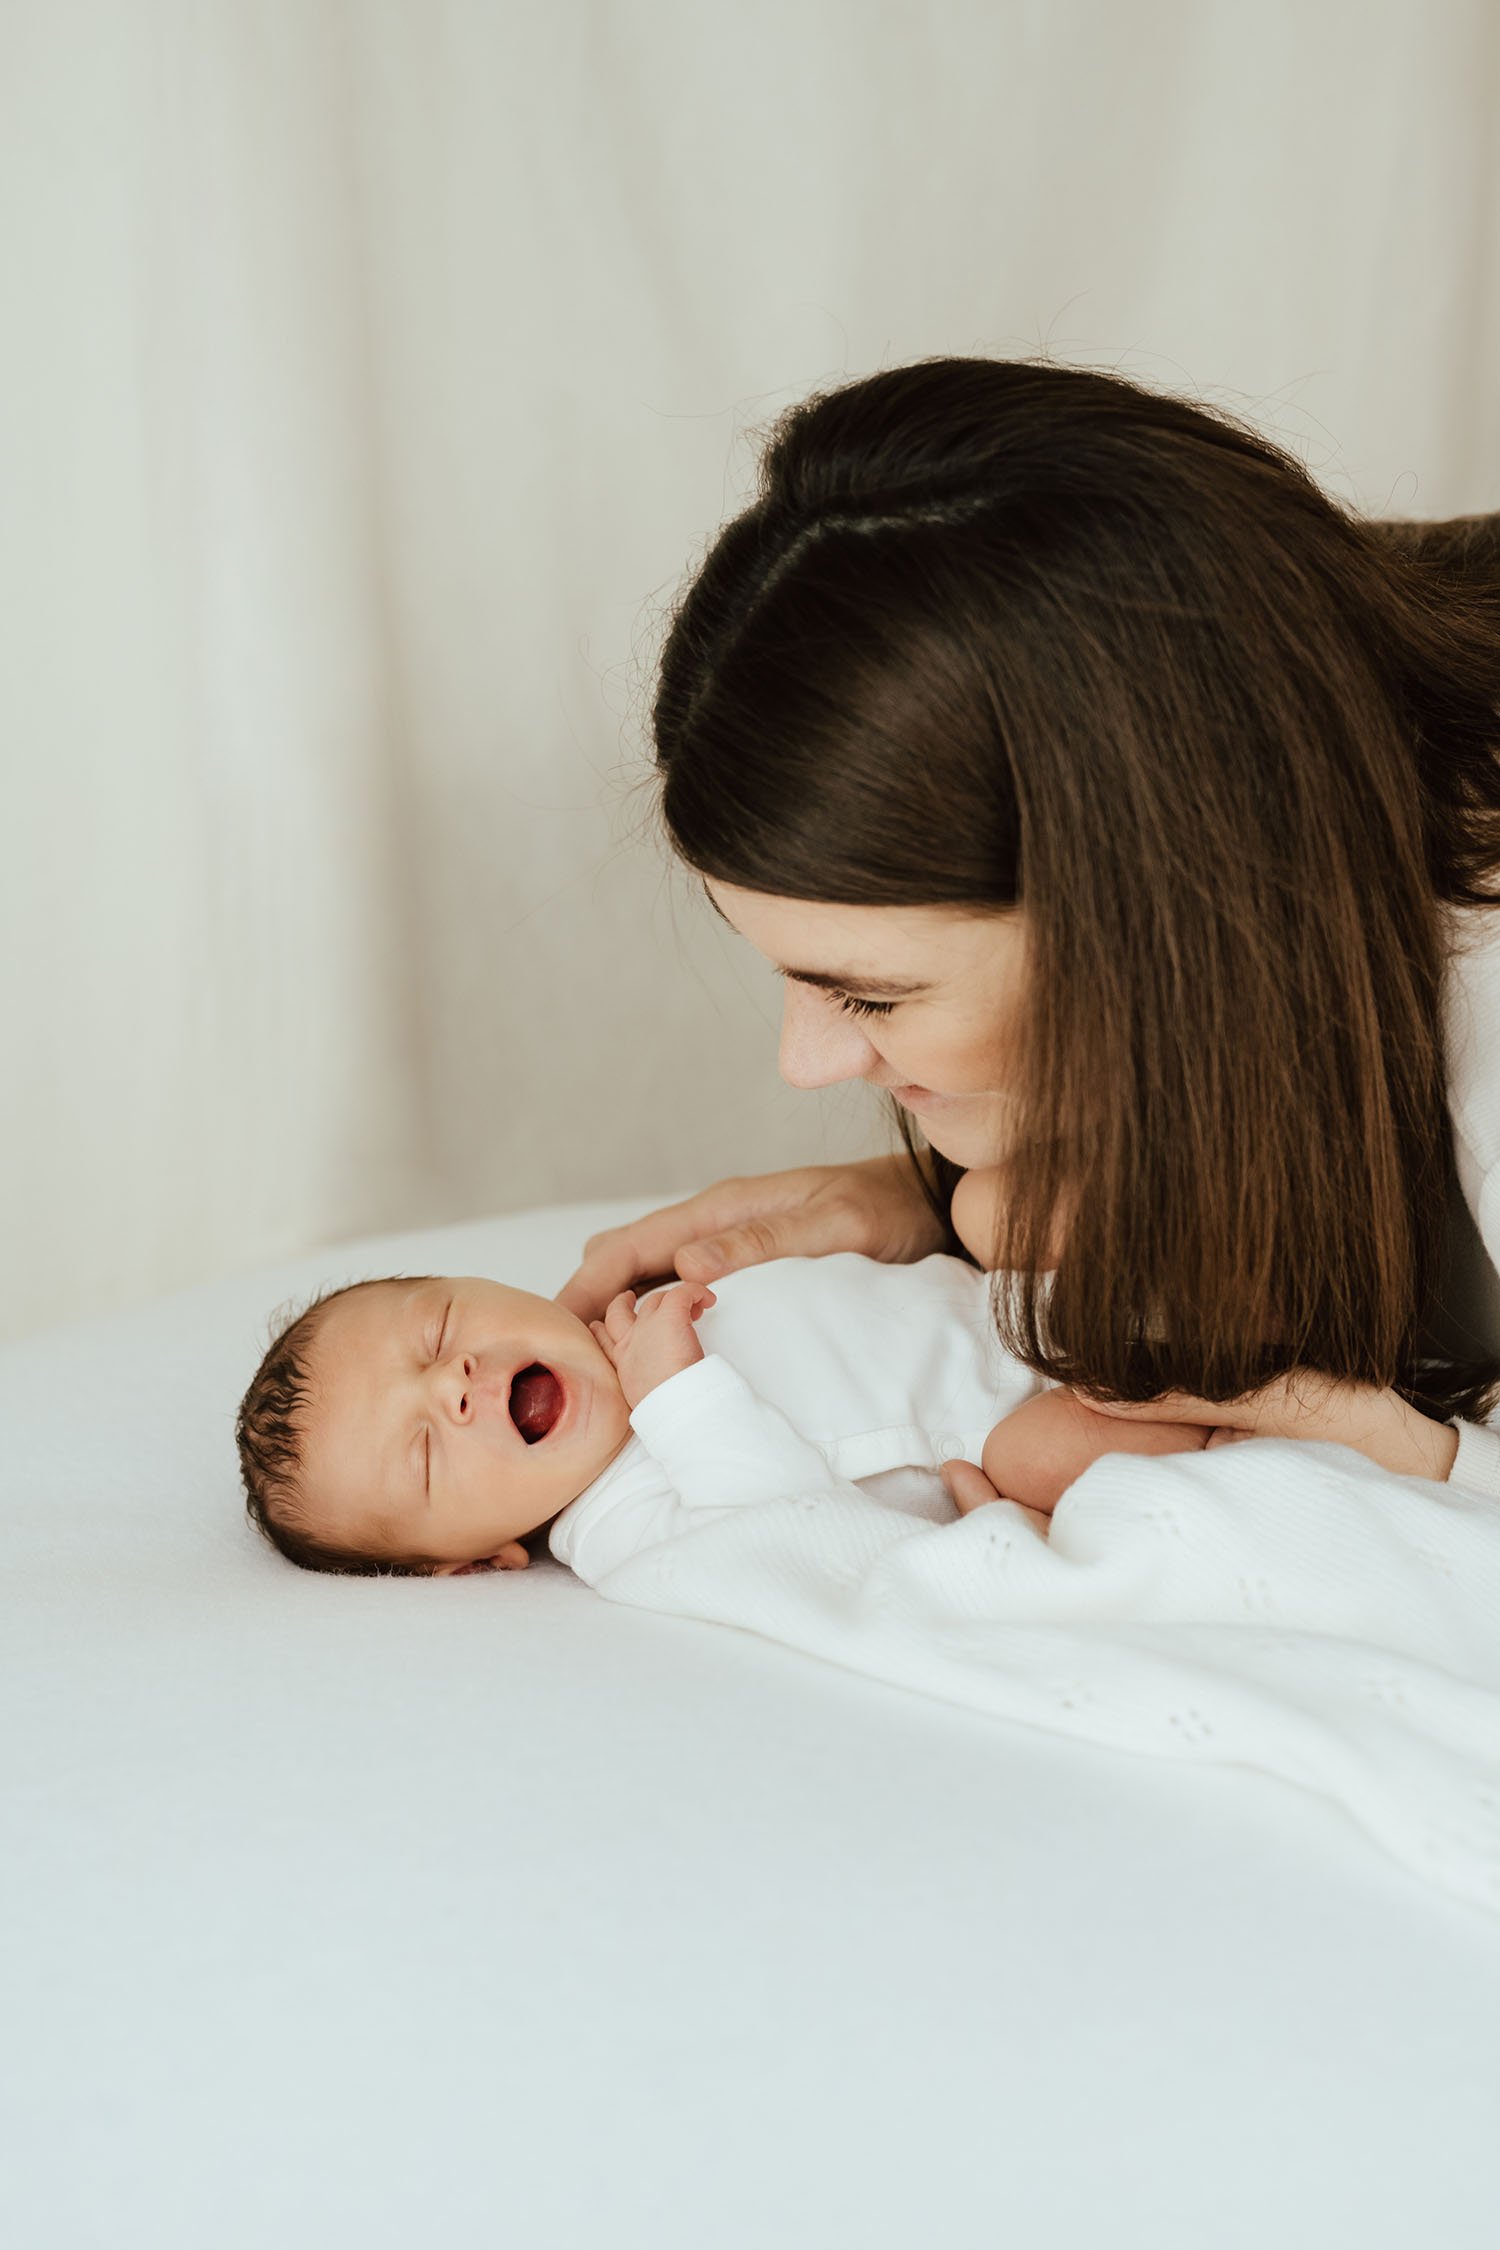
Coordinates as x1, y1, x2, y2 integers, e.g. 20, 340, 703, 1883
652, 357, 1500, 1420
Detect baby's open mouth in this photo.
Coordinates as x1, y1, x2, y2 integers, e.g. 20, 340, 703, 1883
508, 1364, 564, 1444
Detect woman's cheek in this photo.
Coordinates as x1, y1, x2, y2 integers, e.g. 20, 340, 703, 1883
916, 1003, 1012, 1093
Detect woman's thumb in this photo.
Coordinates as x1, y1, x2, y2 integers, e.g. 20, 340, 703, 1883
677, 1218, 782, 1281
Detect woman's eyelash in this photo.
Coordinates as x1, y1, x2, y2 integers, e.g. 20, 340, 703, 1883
833, 991, 895, 1019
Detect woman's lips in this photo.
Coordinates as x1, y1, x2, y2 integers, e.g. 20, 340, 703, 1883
889, 1083, 954, 1110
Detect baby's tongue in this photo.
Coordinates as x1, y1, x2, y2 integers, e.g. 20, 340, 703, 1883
509, 1364, 563, 1443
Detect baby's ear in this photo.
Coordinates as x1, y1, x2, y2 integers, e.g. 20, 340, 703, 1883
433, 1542, 531, 1577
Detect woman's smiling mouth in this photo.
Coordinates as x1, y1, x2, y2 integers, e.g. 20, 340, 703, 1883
888, 1082, 956, 1110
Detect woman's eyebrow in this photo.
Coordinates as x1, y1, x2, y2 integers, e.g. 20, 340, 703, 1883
701, 888, 927, 995
774, 964, 929, 998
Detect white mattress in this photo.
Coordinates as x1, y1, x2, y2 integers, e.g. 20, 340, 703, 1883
4, 1201, 1500, 2249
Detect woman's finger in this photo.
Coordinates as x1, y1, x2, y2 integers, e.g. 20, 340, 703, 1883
555, 1238, 680, 1322
554, 1188, 746, 1320
674, 1217, 791, 1281
555, 1157, 941, 1323
1089, 1371, 1360, 1441
672, 1176, 901, 1280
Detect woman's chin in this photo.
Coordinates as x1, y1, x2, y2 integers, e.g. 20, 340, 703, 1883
903, 1094, 1017, 1172
915, 1119, 998, 1169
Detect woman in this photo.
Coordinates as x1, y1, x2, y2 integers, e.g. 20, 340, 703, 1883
559, 357, 1500, 1501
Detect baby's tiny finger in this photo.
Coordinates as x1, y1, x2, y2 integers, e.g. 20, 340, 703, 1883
603, 1290, 638, 1342
942, 1457, 1005, 1516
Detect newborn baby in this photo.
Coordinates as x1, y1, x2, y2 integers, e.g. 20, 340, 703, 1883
235, 1251, 1221, 1581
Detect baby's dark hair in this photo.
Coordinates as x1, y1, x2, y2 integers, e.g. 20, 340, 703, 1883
235, 1276, 436, 1577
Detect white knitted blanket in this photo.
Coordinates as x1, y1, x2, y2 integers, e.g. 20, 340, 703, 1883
595, 1436, 1500, 1911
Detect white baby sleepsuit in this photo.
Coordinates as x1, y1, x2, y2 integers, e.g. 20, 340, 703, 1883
549, 1252, 1039, 1585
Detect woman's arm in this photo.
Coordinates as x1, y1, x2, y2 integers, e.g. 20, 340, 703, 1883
1089, 1372, 1461, 1483
555, 1154, 949, 1325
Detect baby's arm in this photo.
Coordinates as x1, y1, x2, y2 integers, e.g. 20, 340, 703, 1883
948, 1389, 1214, 1519
590, 1280, 856, 1518
572, 1278, 952, 1588
592, 1283, 1208, 1563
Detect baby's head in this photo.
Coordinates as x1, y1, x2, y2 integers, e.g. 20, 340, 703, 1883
236, 1274, 631, 1576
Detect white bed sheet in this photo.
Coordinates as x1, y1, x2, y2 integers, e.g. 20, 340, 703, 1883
4, 1201, 1500, 2249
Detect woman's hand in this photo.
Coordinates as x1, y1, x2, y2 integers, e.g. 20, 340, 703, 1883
556, 1155, 947, 1325
1087, 1373, 1460, 1483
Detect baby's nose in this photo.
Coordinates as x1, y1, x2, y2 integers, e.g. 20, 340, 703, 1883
438, 1354, 478, 1422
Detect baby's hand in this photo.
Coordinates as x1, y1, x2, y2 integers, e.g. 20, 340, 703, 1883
940, 1456, 1052, 1540
940, 1458, 1005, 1515
591, 1281, 717, 1411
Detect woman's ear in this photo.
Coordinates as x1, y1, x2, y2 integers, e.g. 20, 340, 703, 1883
433, 1541, 531, 1577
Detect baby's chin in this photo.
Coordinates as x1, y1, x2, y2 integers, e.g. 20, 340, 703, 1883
572, 1367, 633, 1472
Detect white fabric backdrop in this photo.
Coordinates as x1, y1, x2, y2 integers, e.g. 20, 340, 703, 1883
4, 0, 1499, 1339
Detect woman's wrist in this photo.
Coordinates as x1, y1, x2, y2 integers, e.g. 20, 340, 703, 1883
1373, 1393, 1459, 1481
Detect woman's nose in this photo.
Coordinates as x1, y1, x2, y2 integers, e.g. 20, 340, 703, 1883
777, 982, 882, 1089
434, 1354, 478, 1423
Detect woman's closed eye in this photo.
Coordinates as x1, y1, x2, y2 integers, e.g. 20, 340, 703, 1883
773, 963, 903, 1020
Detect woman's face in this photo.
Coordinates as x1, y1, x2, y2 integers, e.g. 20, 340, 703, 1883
705, 881, 1030, 1170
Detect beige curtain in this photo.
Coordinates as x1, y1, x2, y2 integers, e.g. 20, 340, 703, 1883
4, 0, 1498, 1339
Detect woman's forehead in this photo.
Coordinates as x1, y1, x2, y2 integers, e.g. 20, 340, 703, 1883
703, 879, 1019, 982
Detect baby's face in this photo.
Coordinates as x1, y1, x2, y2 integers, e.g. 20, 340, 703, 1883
300, 1276, 631, 1571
